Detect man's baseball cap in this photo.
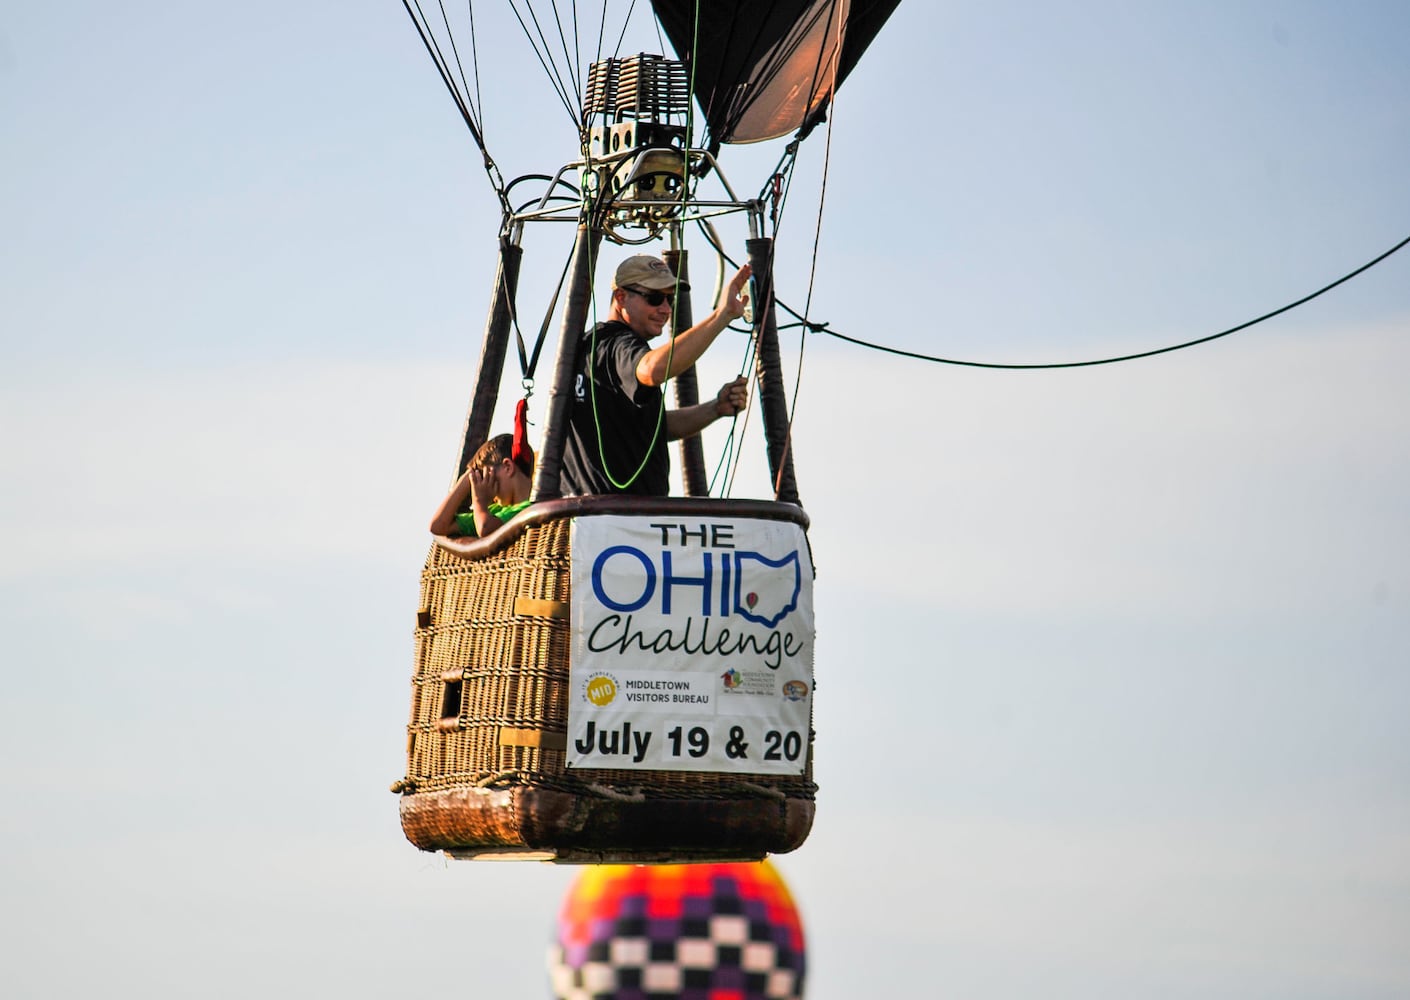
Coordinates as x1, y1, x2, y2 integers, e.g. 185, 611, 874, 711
611, 254, 689, 292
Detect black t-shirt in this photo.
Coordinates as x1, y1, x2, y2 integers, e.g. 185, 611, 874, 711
560, 321, 671, 496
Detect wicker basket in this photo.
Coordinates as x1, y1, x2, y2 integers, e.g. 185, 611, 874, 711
393, 495, 816, 862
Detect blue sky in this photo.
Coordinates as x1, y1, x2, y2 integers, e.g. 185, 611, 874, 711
3, 3, 1408, 998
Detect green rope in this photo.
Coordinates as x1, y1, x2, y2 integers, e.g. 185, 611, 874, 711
584, 0, 704, 493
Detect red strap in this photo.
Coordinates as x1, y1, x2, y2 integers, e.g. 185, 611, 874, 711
512, 398, 533, 476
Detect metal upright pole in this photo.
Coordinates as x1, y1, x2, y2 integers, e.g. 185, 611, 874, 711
533, 223, 603, 500
746, 236, 800, 505
454, 237, 523, 479
663, 247, 708, 496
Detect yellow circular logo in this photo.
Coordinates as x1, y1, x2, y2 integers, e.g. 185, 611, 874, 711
584, 674, 618, 707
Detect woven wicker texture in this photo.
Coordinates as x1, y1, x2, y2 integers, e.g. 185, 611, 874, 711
396, 500, 817, 861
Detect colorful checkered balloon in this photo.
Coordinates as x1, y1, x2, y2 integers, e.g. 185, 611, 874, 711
548, 861, 807, 1000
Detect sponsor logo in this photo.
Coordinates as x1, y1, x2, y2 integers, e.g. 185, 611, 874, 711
719, 669, 776, 696
582, 672, 618, 707
782, 679, 810, 701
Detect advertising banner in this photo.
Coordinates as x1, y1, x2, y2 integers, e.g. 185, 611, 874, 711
567, 515, 814, 774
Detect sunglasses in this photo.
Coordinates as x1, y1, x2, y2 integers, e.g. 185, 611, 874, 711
625, 286, 675, 307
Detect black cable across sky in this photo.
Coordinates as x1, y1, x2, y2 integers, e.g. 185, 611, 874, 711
796, 232, 1410, 370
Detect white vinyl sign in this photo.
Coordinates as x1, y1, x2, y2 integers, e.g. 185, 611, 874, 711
567, 515, 814, 774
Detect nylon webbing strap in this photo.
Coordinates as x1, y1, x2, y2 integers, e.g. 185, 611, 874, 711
517, 245, 576, 385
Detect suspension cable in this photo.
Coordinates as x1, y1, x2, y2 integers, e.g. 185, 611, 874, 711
506, 1, 581, 125
402, 0, 512, 217
770, 2, 847, 499
812, 233, 1410, 370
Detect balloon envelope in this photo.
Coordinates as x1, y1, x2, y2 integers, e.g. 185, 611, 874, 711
549, 860, 807, 999
650, 0, 903, 144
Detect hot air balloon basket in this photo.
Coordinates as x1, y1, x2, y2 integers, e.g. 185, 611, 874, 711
394, 498, 816, 863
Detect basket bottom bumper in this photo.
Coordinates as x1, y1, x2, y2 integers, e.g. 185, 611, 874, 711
398, 784, 814, 864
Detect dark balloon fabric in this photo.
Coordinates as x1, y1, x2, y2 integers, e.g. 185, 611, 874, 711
650, 0, 901, 144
